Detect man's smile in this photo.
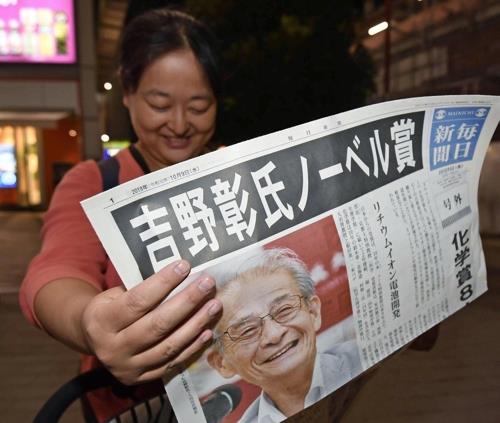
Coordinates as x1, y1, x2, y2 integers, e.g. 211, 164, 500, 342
262, 339, 299, 364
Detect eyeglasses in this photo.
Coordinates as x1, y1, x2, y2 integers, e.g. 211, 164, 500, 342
222, 295, 304, 344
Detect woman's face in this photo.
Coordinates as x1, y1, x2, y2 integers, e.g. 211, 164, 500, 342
123, 48, 217, 171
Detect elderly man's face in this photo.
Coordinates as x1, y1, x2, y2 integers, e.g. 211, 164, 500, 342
207, 269, 321, 389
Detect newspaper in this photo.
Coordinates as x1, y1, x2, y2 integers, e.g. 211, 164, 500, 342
82, 95, 500, 423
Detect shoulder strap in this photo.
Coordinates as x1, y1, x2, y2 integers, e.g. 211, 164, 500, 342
97, 156, 120, 191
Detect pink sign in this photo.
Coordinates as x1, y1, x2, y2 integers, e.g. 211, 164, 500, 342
0, 0, 76, 64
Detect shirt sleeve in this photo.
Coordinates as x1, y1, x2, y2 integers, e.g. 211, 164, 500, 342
19, 160, 109, 326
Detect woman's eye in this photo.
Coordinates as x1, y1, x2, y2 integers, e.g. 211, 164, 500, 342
149, 104, 170, 111
189, 100, 211, 115
189, 107, 209, 115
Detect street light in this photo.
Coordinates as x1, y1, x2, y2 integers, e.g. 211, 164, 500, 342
367, 0, 392, 96
384, 0, 392, 95
368, 21, 388, 36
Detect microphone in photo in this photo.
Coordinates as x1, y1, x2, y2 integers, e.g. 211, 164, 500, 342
201, 384, 242, 423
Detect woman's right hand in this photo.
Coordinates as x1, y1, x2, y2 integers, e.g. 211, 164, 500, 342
35, 259, 221, 385
80, 259, 221, 385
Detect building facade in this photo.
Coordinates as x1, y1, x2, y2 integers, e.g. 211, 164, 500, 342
358, 0, 500, 233
358, 0, 500, 101
0, 0, 99, 208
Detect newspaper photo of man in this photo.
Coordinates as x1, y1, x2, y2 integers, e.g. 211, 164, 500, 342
205, 248, 362, 423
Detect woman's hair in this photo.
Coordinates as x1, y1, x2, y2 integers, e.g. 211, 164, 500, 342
119, 8, 221, 99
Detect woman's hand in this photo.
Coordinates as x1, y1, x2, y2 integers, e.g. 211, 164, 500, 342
35, 260, 221, 385
80, 259, 221, 384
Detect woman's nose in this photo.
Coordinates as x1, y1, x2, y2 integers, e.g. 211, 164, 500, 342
167, 107, 189, 136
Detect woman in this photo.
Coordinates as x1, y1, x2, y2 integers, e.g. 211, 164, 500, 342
20, 8, 222, 422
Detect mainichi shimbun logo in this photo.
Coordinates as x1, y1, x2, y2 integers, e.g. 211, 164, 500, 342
475, 108, 488, 118
435, 110, 447, 120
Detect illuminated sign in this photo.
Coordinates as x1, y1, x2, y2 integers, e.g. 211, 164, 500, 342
0, 144, 16, 188
0, 0, 76, 64
102, 140, 131, 160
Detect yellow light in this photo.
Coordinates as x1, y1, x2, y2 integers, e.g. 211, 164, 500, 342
368, 21, 389, 36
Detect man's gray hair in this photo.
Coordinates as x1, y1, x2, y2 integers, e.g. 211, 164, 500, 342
206, 247, 315, 298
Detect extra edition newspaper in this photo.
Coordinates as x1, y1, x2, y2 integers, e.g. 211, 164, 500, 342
82, 95, 500, 423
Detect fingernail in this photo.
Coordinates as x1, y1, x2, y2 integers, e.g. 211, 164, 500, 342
198, 277, 215, 293
174, 260, 190, 275
207, 300, 222, 316
201, 331, 213, 343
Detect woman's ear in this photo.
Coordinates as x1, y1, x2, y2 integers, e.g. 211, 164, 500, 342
122, 94, 129, 109
207, 348, 237, 379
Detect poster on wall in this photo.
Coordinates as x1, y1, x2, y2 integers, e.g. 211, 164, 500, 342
0, 0, 76, 64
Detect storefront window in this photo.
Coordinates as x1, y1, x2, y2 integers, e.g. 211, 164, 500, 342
0, 126, 16, 188
0, 124, 41, 206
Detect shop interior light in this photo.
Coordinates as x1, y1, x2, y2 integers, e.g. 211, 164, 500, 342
104, 82, 113, 91
368, 21, 389, 36
68, 129, 77, 137
101, 134, 110, 142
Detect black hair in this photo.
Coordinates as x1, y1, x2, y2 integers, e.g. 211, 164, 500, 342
119, 8, 221, 101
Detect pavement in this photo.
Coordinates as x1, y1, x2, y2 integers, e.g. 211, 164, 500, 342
0, 211, 499, 422
0, 211, 82, 422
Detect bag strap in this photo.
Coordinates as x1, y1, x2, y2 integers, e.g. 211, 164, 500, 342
97, 155, 120, 191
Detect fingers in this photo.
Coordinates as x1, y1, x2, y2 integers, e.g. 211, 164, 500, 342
114, 298, 221, 385
123, 274, 219, 349
103, 260, 192, 331
130, 295, 221, 361
82, 259, 223, 386
135, 328, 213, 383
